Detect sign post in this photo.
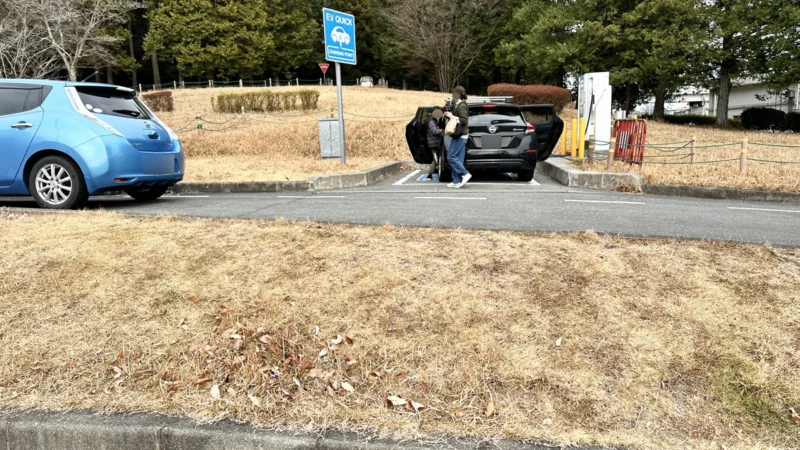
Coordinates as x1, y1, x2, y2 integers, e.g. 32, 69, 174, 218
319, 63, 329, 86
323, 7, 356, 165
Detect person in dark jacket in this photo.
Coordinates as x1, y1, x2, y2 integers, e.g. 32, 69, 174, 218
444, 86, 471, 187
426, 108, 444, 178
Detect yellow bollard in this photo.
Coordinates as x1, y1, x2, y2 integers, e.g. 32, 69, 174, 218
561, 126, 568, 156
579, 117, 586, 159
571, 119, 578, 158
606, 137, 616, 171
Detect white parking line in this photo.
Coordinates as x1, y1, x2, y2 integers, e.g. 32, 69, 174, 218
276, 196, 308, 199
311, 196, 347, 199
529, 179, 541, 186
564, 199, 646, 205
163, 195, 210, 198
728, 207, 800, 213
393, 170, 421, 186
415, 196, 487, 200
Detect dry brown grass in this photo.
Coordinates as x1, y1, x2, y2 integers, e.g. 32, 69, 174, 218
1, 210, 799, 449
558, 110, 800, 192
159, 87, 442, 182
164, 88, 800, 189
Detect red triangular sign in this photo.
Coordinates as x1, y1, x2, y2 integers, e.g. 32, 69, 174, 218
319, 63, 330, 74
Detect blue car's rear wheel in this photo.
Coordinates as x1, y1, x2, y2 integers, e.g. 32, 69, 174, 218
28, 156, 88, 210
124, 185, 168, 201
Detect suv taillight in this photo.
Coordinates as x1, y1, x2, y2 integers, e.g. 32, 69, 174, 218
526, 122, 536, 133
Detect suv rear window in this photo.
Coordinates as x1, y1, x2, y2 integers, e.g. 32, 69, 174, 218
76, 87, 150, 119
469, 105, 523, 117
468, 106, 524, 125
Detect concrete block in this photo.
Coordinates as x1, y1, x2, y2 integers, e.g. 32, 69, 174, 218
160, 420, 317, 450
364, 162, 402, 184
540, 158, 641, 192
5, 410, 163, 450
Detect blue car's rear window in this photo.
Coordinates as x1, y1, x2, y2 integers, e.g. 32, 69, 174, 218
76, 87, 150, 120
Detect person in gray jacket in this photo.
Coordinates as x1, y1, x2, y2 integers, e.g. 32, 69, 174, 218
425, 108, 444, 178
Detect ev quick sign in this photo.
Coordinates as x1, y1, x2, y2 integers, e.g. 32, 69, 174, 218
323, 8, 356, 65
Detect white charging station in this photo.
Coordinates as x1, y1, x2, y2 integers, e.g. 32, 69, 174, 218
578, 72, 612, 151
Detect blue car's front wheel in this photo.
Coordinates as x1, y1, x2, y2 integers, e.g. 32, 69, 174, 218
28, 156, 89, 210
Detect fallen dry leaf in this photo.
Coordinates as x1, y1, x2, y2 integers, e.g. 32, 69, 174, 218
319, 347, 329, 358
194, 377, 213, 386
555, 337, 562, 347
345, 335, 354, 345
312, 325, 319, 335
248, 394, 261, 407
341, 382, 355, 393
454, 407, 462, 417
486, 401, 496, 417
791, 407, 800, 425
188, 295, 200, 303
543, 418, 553, 426
307, 368, 323, 378
210, 384, 221, 400
330, 335, 344, 345
411, 401, 425, 413
395, 371, 407, 379
420, 381, 429, 395
387, 395, 407, 407
258, 335, 271, 344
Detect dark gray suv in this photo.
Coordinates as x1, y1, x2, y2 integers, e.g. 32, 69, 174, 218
406, 99, 564, 182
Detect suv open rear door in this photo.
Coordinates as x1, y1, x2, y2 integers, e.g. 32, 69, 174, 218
519, 105, 564, 161
405, 107, 436, 165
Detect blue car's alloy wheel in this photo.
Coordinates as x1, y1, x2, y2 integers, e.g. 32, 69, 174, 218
28, 156, 88, 209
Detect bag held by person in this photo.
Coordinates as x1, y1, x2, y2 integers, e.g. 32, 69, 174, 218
445, 117, 458, 136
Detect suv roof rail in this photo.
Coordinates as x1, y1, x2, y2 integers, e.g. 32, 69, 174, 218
445, 96, 514, 108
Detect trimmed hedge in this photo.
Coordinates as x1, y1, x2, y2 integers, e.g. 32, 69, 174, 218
783, 112, 800, 132
487, 84, 572, 112
645, 114, 742, 128
741, 107, 786, 131
141, 91, 174, 112
645, 114, 716, 126
212, 90, 320, 113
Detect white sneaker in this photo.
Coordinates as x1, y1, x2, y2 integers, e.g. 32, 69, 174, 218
458, 173, 472, 188
446, 182, 458, 188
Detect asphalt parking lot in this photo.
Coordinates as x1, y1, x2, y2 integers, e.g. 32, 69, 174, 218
2, 169, 800, 246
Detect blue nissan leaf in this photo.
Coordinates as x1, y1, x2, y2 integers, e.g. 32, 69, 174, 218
0, 79, 184, 209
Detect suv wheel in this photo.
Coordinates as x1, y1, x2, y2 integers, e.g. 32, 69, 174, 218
517, 169, 534, 182
124, 185, 169, 201
28, 156, 89, 209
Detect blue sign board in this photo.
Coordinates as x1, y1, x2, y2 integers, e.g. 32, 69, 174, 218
323, 8, 357, 65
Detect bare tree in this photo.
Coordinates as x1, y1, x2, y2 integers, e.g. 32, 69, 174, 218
0, 0, 61, 78
385, 0, 503, 92
32, 0, 140, 81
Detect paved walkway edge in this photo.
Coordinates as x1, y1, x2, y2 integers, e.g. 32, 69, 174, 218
0, 409, 619, 450
642, 184, 800, 203
170, 162, 403, 194
539, 157, 642, 191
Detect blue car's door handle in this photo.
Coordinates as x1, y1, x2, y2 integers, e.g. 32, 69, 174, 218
11, 122, 33, 129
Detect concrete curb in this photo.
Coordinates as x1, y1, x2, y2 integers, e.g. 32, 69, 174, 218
642, 184, 800, 203
0, 410, 621, 450
170, 181, 311, 194
170, 162, 403, 194
539, 157, 642, 191
310, 162, 402, 190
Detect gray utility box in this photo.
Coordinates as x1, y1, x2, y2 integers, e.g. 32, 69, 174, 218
318, 118, 342, 158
